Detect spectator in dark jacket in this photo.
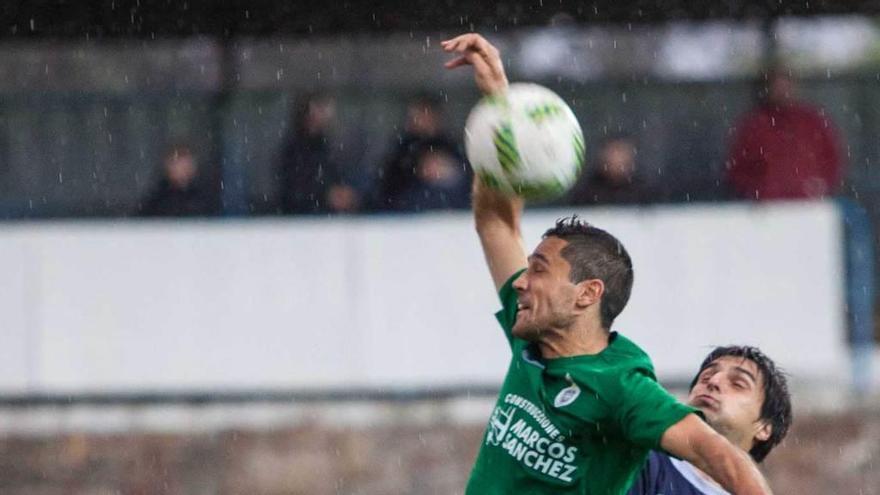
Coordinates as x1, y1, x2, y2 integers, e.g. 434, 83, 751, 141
568, 134, 657, 206
375, 93, 468, 211
278, 92, 358, 214
138, 143, 212, 217
394, 148, 471, 211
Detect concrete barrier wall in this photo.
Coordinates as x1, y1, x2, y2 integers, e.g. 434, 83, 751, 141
0, 201, 846, 394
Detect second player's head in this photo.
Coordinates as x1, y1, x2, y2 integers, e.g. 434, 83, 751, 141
688, 345, 792, 462
511, 216, 633, 340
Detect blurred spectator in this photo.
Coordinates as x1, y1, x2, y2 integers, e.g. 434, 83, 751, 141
393, 149, 470, 211
567, 134, 657, 205
727, 67, 874, 395
725, 66, 843, 200
278, 92, 359, 214
138, 143, 212, 217
374, 93, 469, 211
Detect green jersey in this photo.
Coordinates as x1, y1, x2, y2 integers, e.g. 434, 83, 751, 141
466, 271, 697, 495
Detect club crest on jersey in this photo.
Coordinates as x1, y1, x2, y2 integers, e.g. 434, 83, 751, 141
554, 373, 580, 408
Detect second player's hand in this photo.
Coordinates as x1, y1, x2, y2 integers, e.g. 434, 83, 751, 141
442, 33, 509, 96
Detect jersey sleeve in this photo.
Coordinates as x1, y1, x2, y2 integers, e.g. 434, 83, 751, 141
617, 369, 699, 450
493, 269, 525, 347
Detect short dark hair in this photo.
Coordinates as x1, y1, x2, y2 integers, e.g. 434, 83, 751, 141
542, 216, 633, 329
689, 346, 793, 463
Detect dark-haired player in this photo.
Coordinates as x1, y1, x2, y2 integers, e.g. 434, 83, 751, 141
629, 346, 792, 494
442, 33, 773, 495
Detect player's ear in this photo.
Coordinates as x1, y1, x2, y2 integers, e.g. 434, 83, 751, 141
576, 279, 603, 308
754, 421, 772, 443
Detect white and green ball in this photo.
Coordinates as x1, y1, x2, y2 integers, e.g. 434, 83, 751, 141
464, 83, 585, 200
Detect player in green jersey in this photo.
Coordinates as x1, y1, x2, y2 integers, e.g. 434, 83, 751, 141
442, 33, 773, 495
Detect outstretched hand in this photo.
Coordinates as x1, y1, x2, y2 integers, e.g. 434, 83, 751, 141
442, 33, 509, 96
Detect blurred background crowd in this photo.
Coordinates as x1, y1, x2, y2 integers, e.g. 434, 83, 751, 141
128, 66, 853, 216
11, 54, 868, 217
2, 14, 879, 222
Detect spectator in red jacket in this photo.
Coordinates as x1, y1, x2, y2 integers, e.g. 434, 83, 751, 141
725, 66, 843, 200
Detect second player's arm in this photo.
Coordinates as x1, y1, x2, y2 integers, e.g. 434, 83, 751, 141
660, 414, 773, 495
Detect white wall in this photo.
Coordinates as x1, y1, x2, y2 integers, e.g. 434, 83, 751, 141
0, 201, 846, 394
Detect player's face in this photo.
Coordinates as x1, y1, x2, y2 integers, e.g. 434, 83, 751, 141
688, 356, 771, 452
511, 237, 579, 340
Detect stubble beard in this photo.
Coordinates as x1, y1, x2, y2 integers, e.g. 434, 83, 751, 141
512, 311, 574, 343
511, 318, 543, 341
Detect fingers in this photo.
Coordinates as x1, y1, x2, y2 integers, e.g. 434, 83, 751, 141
442, 33, 500, 72
440, 35, 466, 52
441, 33, 499, 60
467, 52, 493, 77
444, 51, 491, 75
442, 33, 508, 95
444, 55, 471, 69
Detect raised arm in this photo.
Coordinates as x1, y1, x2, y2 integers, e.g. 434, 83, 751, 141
443, 33, 526, 291
661, 414, 773, 495
472, 178, 528, 291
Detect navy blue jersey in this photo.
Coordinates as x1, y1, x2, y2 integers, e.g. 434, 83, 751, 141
627, 451, 730, 495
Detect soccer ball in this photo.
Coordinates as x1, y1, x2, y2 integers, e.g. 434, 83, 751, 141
464, 83, 585, 200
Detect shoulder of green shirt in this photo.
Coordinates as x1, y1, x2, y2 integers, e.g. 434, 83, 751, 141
602, 333, 657, 375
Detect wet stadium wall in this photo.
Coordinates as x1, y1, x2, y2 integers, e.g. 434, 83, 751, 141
0, 202, 849, 395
